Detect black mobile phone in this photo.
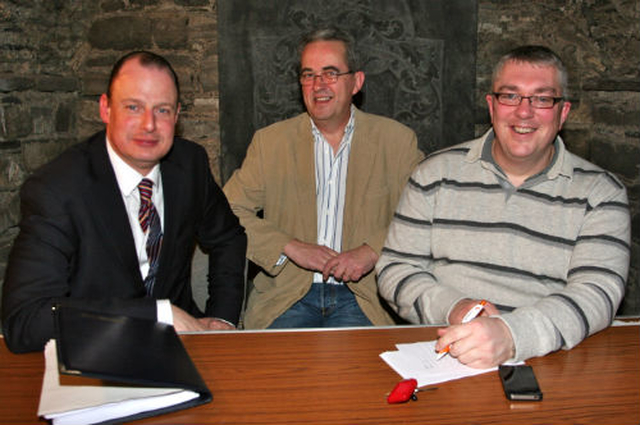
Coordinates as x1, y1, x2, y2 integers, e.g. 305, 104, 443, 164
498, 365, 543, 401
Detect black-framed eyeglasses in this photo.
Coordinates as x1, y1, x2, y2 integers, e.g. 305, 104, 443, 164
493, 92, 564, 109
299, 70, 353, 86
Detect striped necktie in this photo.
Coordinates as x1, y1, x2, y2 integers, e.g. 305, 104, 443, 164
138, 178, 163, 295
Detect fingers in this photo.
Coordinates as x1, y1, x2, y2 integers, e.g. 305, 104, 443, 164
199, 318, 235, 330
482, 301, 500, 316
321, 245, 377, 282
172, 305, 208, 332
322, 256, 363, 282
436, 318, 515, 369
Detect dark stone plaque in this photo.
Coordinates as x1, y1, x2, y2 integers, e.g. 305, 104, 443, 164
218, 0, 477, 182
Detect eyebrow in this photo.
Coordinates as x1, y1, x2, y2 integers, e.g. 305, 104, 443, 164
120, 98, 178, 109
496, 84, 560, 95
300, 65, 341, 73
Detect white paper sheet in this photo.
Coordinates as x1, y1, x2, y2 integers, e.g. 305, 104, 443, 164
38, 340, 198, 425
380, 340, 497, 387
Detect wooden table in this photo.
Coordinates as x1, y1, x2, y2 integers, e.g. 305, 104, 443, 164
1, 324, 638, 424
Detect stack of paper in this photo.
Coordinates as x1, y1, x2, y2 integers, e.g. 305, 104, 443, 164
38, 341, 199, 425
380, 340, 497, 387
37, 305, 212, 425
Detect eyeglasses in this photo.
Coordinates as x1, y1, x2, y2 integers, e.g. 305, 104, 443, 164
299, 70, 353, 86
493, 92, 564, 109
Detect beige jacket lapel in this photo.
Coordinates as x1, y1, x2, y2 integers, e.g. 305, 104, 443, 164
291, 115, 318, 244
343, 109, 376, 250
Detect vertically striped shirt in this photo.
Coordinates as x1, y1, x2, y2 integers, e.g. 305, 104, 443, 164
312, 107, 356, 284
376, 130, 630, 362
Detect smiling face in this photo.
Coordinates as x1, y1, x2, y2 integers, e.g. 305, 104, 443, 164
486, 60, 571, 175
300, 40, 364, 131
100, 58, 180, 175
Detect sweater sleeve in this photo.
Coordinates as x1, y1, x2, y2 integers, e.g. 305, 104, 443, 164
500, 174, 630, 362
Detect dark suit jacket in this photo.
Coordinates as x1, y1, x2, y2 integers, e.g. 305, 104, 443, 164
2, 131, 247, 353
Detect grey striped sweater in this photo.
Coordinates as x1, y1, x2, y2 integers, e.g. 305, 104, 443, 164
376, 130, 630, 362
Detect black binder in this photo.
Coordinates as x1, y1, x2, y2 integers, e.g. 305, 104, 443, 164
51, 304, 212, 424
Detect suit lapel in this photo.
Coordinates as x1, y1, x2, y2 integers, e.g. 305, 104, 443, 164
156, 147, 184, 294
293, 116, 318, 242
85, 133, 143, 286
343, 110, 376, 248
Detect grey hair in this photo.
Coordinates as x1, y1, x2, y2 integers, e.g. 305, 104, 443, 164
492, 45, 569, 97
298, 27, 360, 72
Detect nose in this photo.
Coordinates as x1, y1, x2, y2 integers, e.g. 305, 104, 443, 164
514, 97, 535, 118
142, 109, 156, 132
312, 74, 329, 89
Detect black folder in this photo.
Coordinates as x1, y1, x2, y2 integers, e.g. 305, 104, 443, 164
51, 304, 212, 424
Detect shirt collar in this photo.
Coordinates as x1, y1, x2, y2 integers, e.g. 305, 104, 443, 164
310, 105, 356, 151
106, 137, 161, 197
472, 129, 569, 181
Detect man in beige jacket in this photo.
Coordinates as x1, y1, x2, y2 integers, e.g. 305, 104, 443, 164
224, 27, 423, 329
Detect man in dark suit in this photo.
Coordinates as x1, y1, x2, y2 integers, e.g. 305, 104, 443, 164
2, 51, 247, 353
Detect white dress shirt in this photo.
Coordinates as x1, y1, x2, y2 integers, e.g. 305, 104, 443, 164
311, 106, 355, 284
106, 138, 172, 325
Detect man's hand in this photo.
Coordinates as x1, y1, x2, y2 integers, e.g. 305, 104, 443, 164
283, 239, 338, 272
435, 316, 515, 369
171, 306, 236, 332
321, 244, 378, 282
198, 317, 236, 330
171, 305, 209, 332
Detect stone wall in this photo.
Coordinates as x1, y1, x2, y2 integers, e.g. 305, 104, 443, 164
0, 0, 638, 314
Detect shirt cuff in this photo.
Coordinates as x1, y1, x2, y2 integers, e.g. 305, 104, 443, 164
156, 299, 173, 325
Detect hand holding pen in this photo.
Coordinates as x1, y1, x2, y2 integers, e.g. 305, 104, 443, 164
436, 300, 487, 360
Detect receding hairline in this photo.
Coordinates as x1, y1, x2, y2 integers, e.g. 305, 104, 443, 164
297, 27, 360, 72
106, 51, 180, 103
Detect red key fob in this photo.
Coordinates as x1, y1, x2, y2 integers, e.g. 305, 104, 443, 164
387, 378, 418, 403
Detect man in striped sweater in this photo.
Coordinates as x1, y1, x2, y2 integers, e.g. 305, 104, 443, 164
376, 46, 630, 367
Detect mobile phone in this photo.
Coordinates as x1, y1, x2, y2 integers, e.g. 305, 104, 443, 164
498, 365, 543, 401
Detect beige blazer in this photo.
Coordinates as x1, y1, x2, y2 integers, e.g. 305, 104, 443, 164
224, 108, 424, 328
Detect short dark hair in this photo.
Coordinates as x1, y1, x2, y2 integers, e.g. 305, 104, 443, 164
106, 51, 180, 103
492, 45, 569, 97
298, 27, 361, 72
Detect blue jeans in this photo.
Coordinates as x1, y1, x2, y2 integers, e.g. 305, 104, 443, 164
268, 283, 372, 328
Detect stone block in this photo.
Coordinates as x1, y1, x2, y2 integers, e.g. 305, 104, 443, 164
36, 75, 79, 93
31, 106, 55, 135
0, 75, 34, 93
153, 16, 189, 49
0, 191, 20, 233
174, 0, 210, 6
100, 0, 126, 12
1, 104, 32, 139
590, 138, 640, 180
178, 117, 218, 142
131, 0, 161, 6
55, 102, 75, 133
561, 128, 590, 159
0, 152, 27, 190
201, 55, 218, 93
22, 139, 75, 172
81, 71, 110, 97
88, 17, 152, 50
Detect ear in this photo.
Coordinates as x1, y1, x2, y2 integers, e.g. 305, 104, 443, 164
485, 93, 495, 123
352, 71, 365, 95
99, 94, 110, 125
558, 100, 572, 130
174, 103, 181, 124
